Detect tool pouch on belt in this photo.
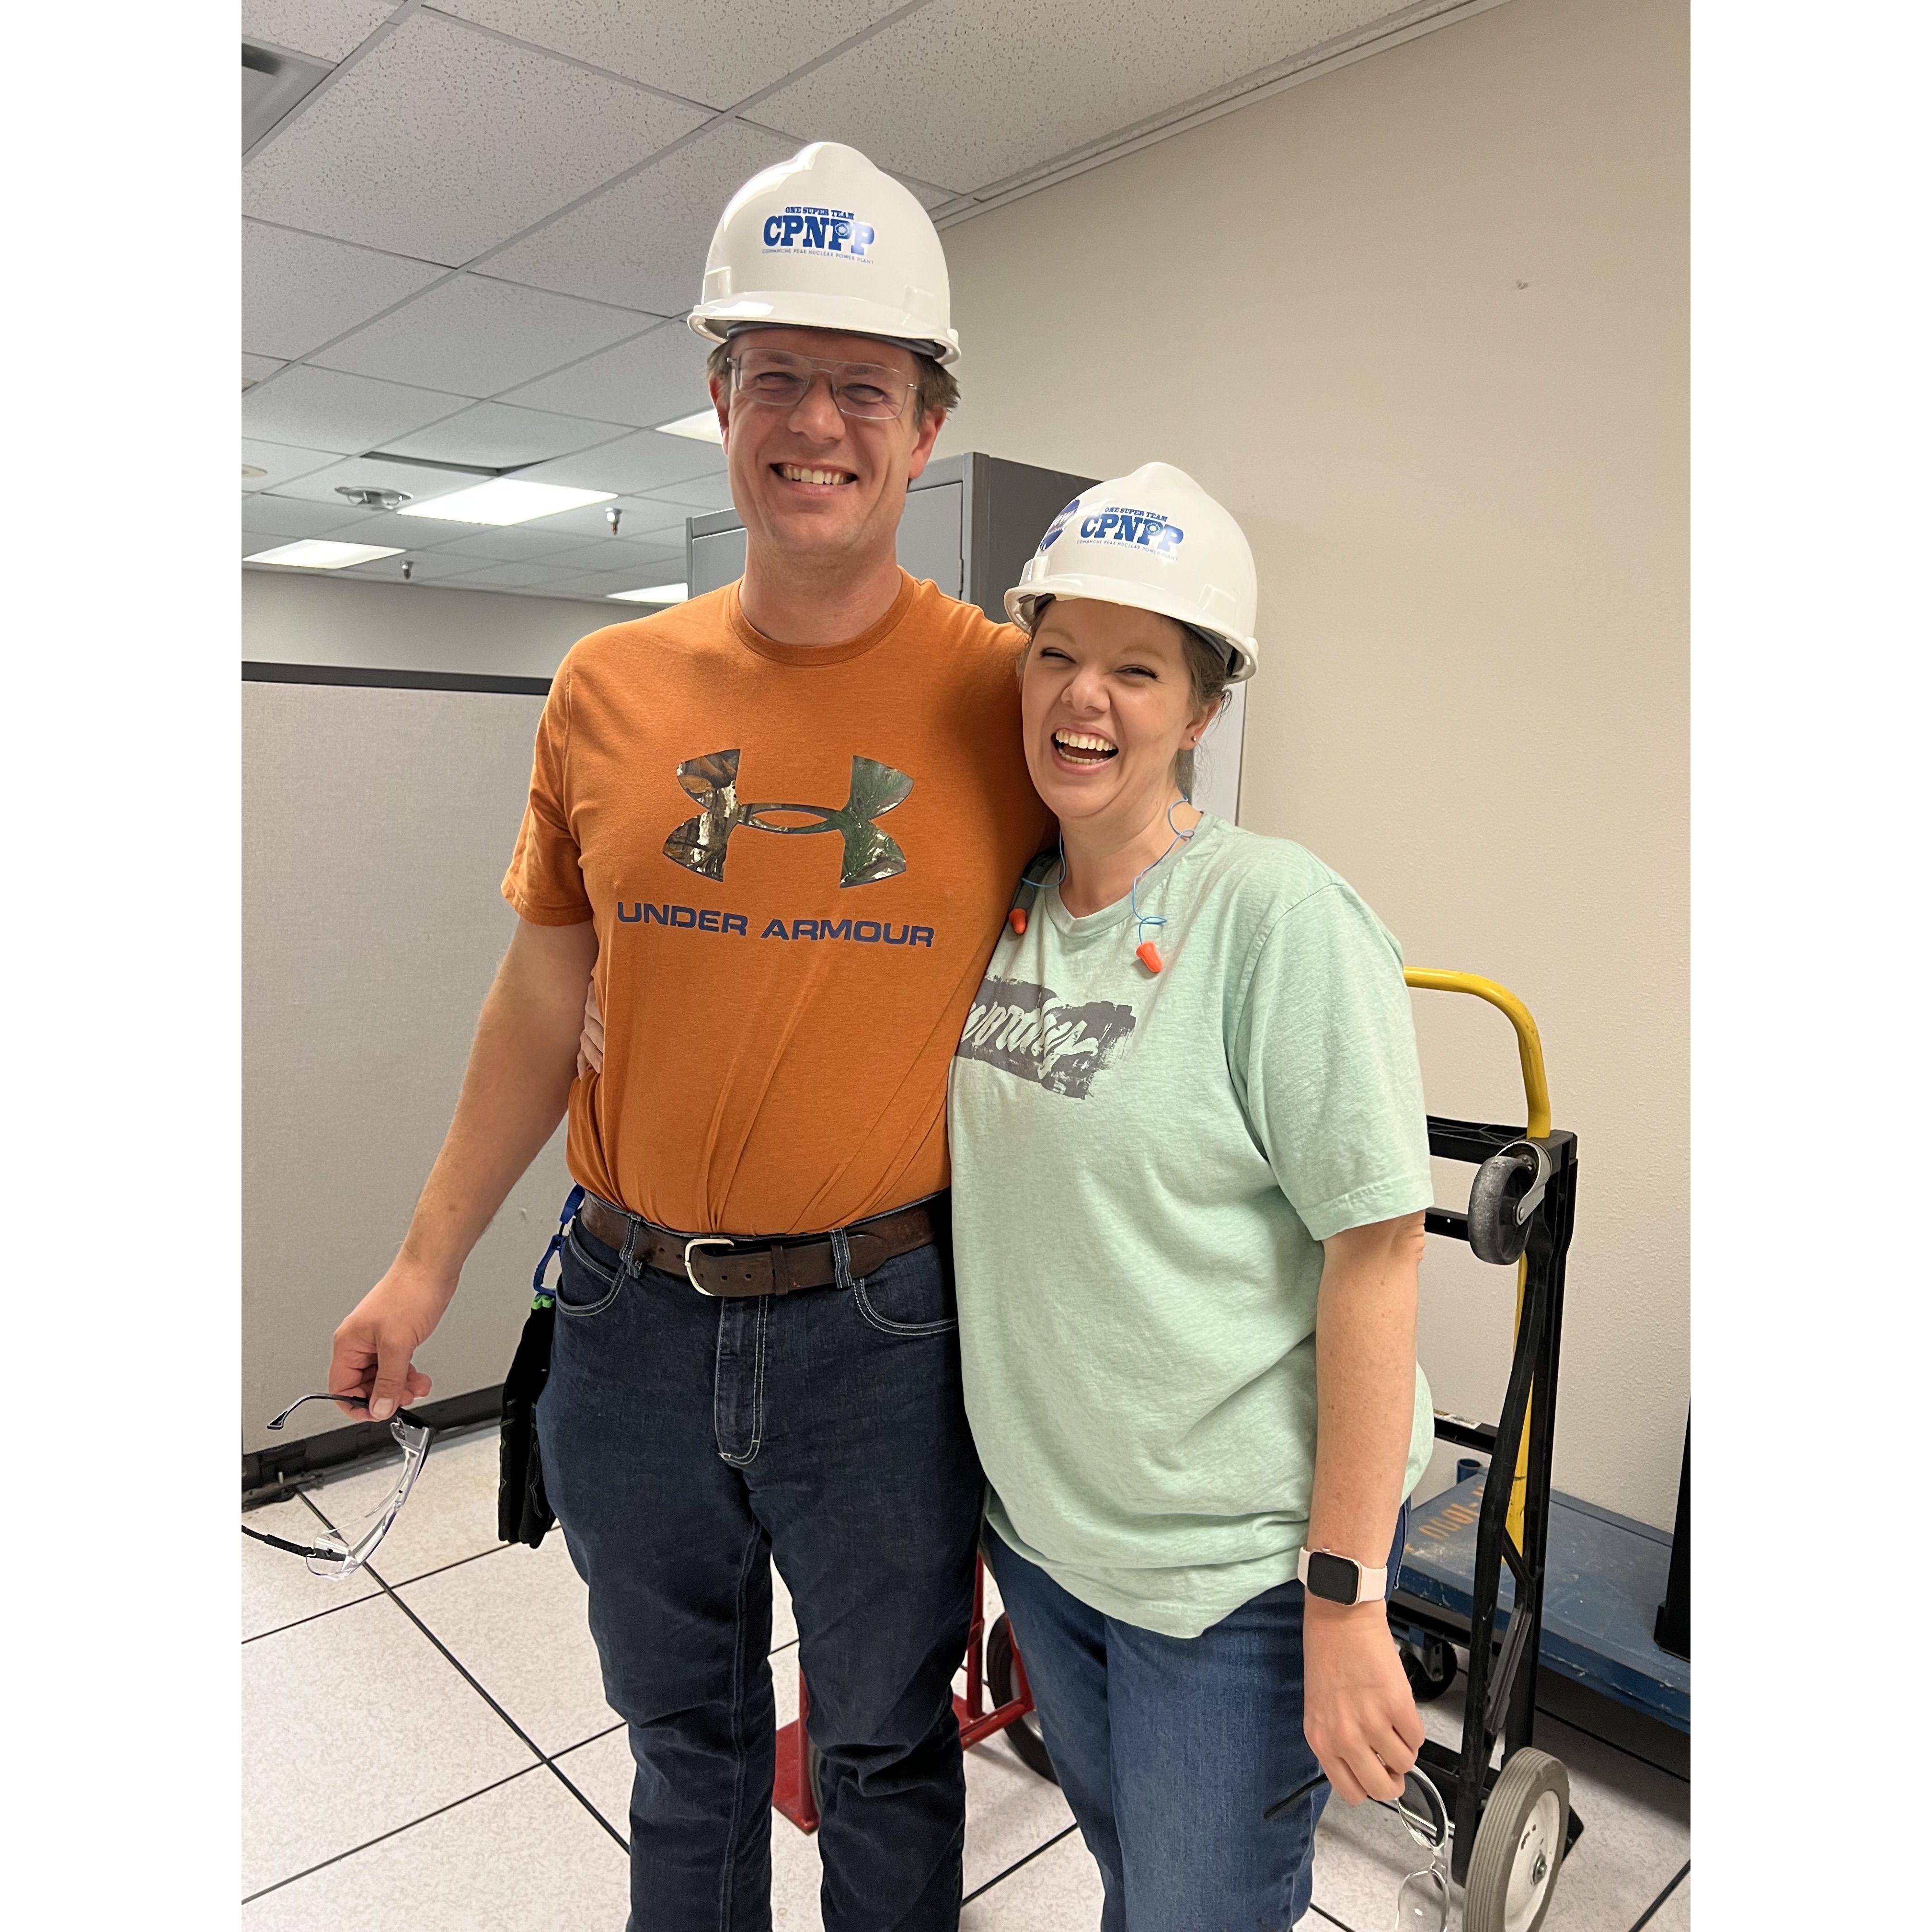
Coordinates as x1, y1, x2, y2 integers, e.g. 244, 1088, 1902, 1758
498, 1184, 582, 1548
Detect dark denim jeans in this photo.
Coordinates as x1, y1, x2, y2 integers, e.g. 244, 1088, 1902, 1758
536, 1203, 983, 1932
982, 1505, 1408, 1932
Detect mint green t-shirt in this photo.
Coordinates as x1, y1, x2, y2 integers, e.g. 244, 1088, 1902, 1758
947, 816, 1436, 1639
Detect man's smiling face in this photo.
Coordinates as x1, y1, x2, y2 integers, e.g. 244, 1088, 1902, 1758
711, 326, 944, 573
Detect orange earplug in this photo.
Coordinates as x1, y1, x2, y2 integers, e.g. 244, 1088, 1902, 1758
1009, 908, 1028, 935
1136, 940, 1164, 974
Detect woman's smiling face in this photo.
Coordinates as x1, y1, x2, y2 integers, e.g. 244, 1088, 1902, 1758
1019, 599, 1214, 832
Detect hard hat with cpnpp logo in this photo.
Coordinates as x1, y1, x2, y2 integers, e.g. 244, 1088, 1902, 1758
688, 142, 959, 366
1005, 463, 1260, 680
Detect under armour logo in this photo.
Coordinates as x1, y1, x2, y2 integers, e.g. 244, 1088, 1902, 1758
664, 749, 914, 888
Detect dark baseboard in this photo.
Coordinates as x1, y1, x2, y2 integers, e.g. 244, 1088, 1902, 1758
243, 1384, 503, 1506
242, 660, 553, 695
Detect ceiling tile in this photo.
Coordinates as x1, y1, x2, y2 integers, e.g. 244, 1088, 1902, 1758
244, 220, 447, 359
236, 494, 368, 540
541, 537, 688, 573
513, 492, 689, 543
516, 428, 726, 495
311, 274, 655, 396
242, 365, 469, 453
548, 567, 693, 600
754, 0, 1398, 195
242, 9, 708, 264
242, 438, 344, 491
485, 118, 797, 310
439, 559, 579, 588
418, 527, 599, 563
337, 549, 492, 582
640, 472, 738, 513
269, 456, 491, 516
498, 316, 712, 427
380, 401, 629, 468
244, 0, 394, 65
243, 354, 285, 390
436, 1, 906, 111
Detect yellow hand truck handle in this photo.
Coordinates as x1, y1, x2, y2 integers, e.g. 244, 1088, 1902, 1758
1402, 968, 1551, 1140
1403, 968, 1552, 1552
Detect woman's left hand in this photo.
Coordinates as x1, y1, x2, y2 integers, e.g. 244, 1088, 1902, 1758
1301, 1599, 1425, 1805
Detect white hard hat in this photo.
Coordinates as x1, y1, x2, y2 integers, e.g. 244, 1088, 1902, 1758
689, 141, 959, 367
1005, 463, 1260, 680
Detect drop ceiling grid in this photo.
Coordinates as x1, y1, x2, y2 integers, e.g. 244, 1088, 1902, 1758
242, 8, 711, 263
242, 0, 1503, 601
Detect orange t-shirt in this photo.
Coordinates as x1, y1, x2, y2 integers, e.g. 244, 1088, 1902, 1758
502, 570, 1048, 1235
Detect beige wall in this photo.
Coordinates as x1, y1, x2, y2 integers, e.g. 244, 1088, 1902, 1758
936, 0, 1688, 1526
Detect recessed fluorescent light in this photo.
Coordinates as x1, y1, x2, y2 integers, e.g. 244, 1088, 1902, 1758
607, 582, 689, 604
654, 409, 724, 444
245, 540, 404, 569
398, 480, 615, 527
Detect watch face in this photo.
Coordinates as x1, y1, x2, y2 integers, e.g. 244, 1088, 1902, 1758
1305, 1552, 1360, 1604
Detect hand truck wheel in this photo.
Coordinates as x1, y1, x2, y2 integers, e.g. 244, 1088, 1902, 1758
1397, 1629, 1458, 1702
1466, 1143, 1544, 1265
985, 1613, 1060, 1785
1462, 1747, 1570, 1932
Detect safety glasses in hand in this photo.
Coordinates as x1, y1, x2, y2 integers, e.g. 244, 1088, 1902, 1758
728, 349, 917, 421
240, 1394, 434, 1580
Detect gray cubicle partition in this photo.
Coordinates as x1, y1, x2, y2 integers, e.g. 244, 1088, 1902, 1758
685, 452, 1248, 823
242, 667, 572, 1473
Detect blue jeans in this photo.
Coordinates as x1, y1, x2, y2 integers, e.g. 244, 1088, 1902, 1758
536, 1203, 984, 1932
982, 1506, 1408, 1932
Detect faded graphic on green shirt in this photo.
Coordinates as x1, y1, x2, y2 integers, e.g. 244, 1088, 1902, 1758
948, 817, 1436, 1639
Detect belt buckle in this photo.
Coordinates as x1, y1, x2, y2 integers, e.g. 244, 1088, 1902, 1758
684, 1236, 734, 1295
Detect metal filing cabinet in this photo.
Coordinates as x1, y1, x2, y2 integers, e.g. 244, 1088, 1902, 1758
686, 451, 1248, 822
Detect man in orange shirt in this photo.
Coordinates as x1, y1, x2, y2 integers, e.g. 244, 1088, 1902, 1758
328, 143, 1046, 1931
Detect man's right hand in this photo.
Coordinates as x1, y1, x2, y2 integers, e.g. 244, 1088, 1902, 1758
329, 1258, 453, 1420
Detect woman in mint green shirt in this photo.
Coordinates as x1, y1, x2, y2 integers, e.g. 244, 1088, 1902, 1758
948, 464, 1435, 1931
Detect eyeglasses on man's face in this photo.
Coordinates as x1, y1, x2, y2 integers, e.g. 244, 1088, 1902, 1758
727, 349, 917, 422
241, 1393, 434, 1580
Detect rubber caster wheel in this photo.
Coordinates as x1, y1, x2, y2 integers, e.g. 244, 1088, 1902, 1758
1462, 1747, 1569, 1932
1398, 1631, 1458, 1702
986, 1613, 1060, 1785
1467, 1146, 1542, 1265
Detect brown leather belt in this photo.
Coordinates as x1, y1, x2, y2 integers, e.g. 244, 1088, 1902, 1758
577, 1193, 945, 1299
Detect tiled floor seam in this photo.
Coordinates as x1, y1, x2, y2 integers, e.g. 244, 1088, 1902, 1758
296, 1491, 631, 1853
1307, 1906, 1364, 1932
242, 1542, 511, 1646
241, 1760, 545, 1904
960, 1820, 1080, 1905
1627, 1858, 1690, 1931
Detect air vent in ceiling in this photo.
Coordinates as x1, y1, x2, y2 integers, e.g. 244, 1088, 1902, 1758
243, 41, 332, 155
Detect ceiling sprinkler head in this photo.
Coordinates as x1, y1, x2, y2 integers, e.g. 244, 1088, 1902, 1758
336, 485, 411, 511
606, 506, 621, 536
402, 559, 414, 582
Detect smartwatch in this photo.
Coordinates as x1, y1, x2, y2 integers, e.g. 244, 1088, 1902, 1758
1296, 1547, 1390, 1606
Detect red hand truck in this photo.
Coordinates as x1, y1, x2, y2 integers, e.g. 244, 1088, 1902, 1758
772, 1553, 1057, 1831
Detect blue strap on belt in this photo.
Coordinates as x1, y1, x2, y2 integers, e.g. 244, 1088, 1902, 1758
530, 1184, 586, 1309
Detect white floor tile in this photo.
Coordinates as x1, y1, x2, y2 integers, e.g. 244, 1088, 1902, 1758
242, 1591, 532, 1897
310, 1426, 504, 1586
1641, 1865, 1689, 1928
963, 1826, 1105, 1928
242, 1763, 630, 1930
242, 1493, 377, 1640
396, 1530, 617, 1755
963, 1729, 1074, 1894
